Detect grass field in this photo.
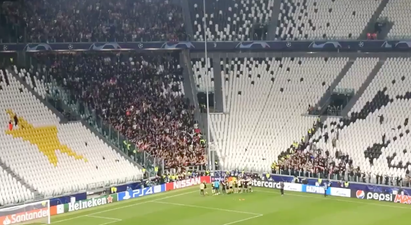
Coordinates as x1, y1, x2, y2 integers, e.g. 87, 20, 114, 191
47, 186, 411, 225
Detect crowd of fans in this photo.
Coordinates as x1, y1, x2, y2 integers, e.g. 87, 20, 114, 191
272, 118, 360, 180
31, 52, 206, 170
274, 144, 357, 179
272, 118, 411, 186
0, 0, 186, 43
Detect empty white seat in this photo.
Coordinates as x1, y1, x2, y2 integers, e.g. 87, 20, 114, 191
191, 0, 275, 41
335, 57, 379, 92
192, 58, 214, 92
0, 167, 34, 205
208, 57, 348, 171
276, 0, 381, 40
312, 57, 411, 178
0, 69, 143, 199
379, 0, 411, 39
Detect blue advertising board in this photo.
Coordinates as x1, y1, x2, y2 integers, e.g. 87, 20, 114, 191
2, 40, 411, 52
302, 184, 331, 196
115, 181, 142, 193
48, 181, 142, 206
270, 174, 411, 196
118, 184, 166, 201
49, 192, 87, 206
211, 171, 411, 196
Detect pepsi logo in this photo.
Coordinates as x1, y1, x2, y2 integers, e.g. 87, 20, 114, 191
356, 190, 365, 199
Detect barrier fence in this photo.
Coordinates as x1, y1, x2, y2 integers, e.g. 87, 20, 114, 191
271, 169, 411, 187
3, 40, 411, 52
33, 173, 411, 220
211, 171, 411, 205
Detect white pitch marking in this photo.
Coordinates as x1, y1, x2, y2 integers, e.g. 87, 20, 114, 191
153, 201, 261, 216
98, 220, 121, 225
152, 201, 264, 225
53, 190, 198, 224
222, 214, 264, 225
86, 215, 122, 221
257, 189, 411, 210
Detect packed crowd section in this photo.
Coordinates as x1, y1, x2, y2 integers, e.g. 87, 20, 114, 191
0, 0, 185, 43
31, 52, 206, 170
274, 143, 357, 180
273, 118, 410, 186
272, 119, 355, 178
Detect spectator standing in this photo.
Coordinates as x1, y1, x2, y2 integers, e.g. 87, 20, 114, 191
8, 121, 13, 131
32, 52, 206, 171
0, 0, 186, 43
13, 114, 18, 126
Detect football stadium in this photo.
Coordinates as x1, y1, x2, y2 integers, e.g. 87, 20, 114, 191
0, 0, 411, 224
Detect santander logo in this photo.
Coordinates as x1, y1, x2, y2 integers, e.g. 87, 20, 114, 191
3, 216, 11, 225
356, 190, 365, 199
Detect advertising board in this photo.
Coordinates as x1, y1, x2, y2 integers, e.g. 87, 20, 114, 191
64, 194, 118, 212
250, 180, 303, 192
351, 190, 394, 202
393, 194, 411, 204
165, 176, 211, 191
0, 206, 57, 225
118, 185, 165, 201
2, 40, 411, 52
268, 174, 411, 196
329, 187, 351, 198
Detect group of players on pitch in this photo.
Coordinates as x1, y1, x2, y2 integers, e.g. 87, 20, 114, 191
199, 178, 253, 196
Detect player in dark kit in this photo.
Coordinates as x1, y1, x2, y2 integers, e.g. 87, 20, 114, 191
221, 180, 227, 194
243, 179, 249, 192
280, 182, 284, 196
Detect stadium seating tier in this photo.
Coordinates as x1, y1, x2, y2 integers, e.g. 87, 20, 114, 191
190, 0, 274, 41
0, 68, 142, 197
275, 0, 381, 40
0, 0, 185, 43
27, 53, 206, 171
210, 57, 348, 171
192, 58, 214, 92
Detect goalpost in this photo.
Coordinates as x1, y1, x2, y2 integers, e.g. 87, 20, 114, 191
0, 200, 50, 225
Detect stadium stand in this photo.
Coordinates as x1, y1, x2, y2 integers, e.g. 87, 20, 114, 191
190, 0, 275, 41
0, 0, 185, 43
2, 1, 411, 207
275, 0, 381, 40
334, 58, 379, 92
310, 57, 411, 179
191, 57, 214, 92
0, 167, 34, 206
25, 53, 207, 170
0, 68, 142, 197
378, 0, 410, 39
210, 57, 348, 171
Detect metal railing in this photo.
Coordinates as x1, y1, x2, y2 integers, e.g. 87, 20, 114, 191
333, 88, 355, 95
39, 73, 164, 178
273, 169, 411, 187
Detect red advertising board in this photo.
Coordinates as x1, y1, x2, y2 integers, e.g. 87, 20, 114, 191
394, 194, 411, 204
165, 176, 211, 191
0, 206, 57, 225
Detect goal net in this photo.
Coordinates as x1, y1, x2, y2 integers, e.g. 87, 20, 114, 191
0, 200, 50, 225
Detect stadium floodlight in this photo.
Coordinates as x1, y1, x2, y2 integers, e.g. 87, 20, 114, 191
0, 200, 50, 225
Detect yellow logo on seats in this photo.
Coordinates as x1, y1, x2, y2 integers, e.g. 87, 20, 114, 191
5, 109, 87, 166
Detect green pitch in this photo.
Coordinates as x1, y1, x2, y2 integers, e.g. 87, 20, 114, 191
48, 186, 410, 225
